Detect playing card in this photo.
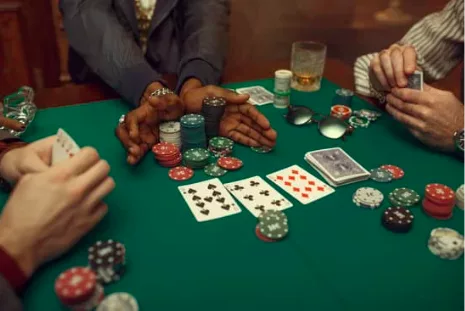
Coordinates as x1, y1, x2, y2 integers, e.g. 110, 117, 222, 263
235, 86, 274, 105
266, 165, 334, 205
224, 176, 293, 217
178, 178, 241, 222
304, 148, 370, 186
52, 128, 81, 165
407, 70, 423, 91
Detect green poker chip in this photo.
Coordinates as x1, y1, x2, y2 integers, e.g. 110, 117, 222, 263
392, 188, 420, 205
348, 116, 370, 128
209, 137, 234, 149
251, 146, 273, 153
183, 148, 210, 162
180, 114, 205, 128
258, 210, 289, 240
370, 168, 393, 183
389, 192, 415, 208
204, 163, 227, 177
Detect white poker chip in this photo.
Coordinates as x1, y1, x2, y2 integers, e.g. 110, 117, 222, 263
97, 292, 139, 311
428, 228, 464, 260
159, 121, 181, 133
456, 185, 464, 210
353, 187, 384, 208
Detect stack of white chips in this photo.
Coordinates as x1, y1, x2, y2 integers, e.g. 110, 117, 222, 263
455, 185, 464, 210
159, 121, 181, 149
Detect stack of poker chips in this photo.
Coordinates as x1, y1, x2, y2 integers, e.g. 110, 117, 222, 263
330, 105, 352, 121
332, 88, 354, 107
369, 167, 393, 183
152, 142, 182, 168
422, 183, 456, 220
428, 227, 464, 260
88, 240, 126, 284
183, 148, 210, 169
97, 292, 139, 311
180, 114, 207, 151
455, 185, 464, 210
55, 267, 105, 310
353, 109, 382, 122
201, 97, 226, 139
255, 210, 289, 242
348, 115, 370, 128
208, 136, 234, 157
352, 187, 384, 209
378, 164, 404, 180
389, 188, 421, 208
159, 121, 181, 148
381, 206, 414, 233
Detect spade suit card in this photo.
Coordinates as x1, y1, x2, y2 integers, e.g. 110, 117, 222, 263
178, 178, 241, 222
235, 86, 274, 105
52, 128, 81, 165
406, 70, 423, 91
224, 176, 293, 217
266, 165, 334, 205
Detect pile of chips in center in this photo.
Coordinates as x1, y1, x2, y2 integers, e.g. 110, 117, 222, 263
422, 183, 455, 219
428, 227, 464, 260
255, 210, 289, 242
180, 114, 206, 151
183, 148, 210, 169
201, 97, 226, 140
208, 136, 234, 157
389, 187, 421, 208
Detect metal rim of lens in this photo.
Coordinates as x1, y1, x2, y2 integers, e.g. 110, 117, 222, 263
318, 116, 349, 139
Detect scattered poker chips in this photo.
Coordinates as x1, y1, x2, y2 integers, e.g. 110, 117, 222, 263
88, 240, 126, 284
332, 88, 354, 107
353, 109, 381, 121
201, 97, 226, 139
96, 292, 139, 311
251, 145, 273, 153
152, 142, 182, 168
180, 114, 207, 151
380, 164, 404, 179
217, 156, 243, 171
381, 206, 414, 233
169, 166, 194, 181
422, 183, 456, 219
456, 185, 464, 210
330, 104, 352, 120
208, 136, 234, 157
369, 167, 393, 183
389, 188, 421, 208
428, 228, 464, 260
348, 116, 370, 128
203, 163, 227, 177
183, 148, 210, 169
159, 121, 181, 148
353, 187, 384, 209
256, 210, 289, 241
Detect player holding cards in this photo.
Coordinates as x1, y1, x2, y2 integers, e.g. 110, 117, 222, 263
354, 0, 464, 153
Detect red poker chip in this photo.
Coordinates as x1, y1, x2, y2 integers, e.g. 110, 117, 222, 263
422, 198, 454, 216
217, 157, 243, 171
425, 183, 455, 204
158, 154, 182, 165
155, 151, 180, 161
380, 165, 404, 179
422, 199, 453, 220
55, 267, 97, 305
331, 105, 352, 116
255, 224, 276, 243
168, 166, 194, 181
152, 142, 179, 156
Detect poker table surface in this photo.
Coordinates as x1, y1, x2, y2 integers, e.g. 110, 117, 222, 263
3, 78, 464, 310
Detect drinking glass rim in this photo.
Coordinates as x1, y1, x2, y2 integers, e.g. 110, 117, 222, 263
292, 41, 326, 50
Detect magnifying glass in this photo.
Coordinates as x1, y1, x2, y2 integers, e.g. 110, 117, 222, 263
284, 105, 353, 140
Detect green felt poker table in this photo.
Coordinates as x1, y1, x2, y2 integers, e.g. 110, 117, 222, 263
2, 78, 464, 310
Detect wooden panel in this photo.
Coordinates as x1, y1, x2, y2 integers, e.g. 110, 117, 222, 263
0, 2, 31, 95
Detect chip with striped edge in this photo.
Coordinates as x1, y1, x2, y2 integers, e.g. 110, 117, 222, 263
217, 156, 243, 170
169, 166, 194, 181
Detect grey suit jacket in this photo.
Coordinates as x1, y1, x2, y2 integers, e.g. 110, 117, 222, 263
60, 0, 230, 106
0, 275, 22, 311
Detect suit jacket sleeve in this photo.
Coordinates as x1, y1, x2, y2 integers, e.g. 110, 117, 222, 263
60, 0, 162, 106
176, 0, 230, 91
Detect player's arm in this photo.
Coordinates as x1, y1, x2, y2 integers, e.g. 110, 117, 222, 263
60, 0, 162, 107
175, 0, 230, 92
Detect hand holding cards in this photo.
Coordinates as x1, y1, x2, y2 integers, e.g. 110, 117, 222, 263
406, 70, 423, 91
52, 129, 81, 165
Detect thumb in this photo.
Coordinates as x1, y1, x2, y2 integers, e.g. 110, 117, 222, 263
22, 155, 49, 175
223, 92, 250, 105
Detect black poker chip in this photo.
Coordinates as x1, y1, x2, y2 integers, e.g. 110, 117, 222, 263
381, 207, 414, 233
201, 96, 226, 140
88, 240, 126, 284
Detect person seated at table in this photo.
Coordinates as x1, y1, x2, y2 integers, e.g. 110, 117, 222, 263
60, 0, 277, 165
354, 0, 464, 153
0, 135, 115, 310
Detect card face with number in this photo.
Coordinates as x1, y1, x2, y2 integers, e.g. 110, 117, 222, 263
235, 86, 274, 105
52, 129, 81, 165
224, 176, 293, 217
266, 165, 334, 205
407, 70, 423, 91
178, 178, 241, 222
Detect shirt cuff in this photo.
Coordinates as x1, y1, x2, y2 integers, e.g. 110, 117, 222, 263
175, 59, 220, 93
0, 246, 28, 292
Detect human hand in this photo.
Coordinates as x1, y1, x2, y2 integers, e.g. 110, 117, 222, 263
386, 83, 464, 151
0, 136, 55, 184
141, 82, 184, 121
0, 116, 25, 132
0, 147, 115, 277
369, 44, 418, 91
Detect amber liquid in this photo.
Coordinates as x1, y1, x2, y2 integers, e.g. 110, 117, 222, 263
291, 73, 322, 92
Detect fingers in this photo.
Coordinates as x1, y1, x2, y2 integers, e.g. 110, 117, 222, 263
227, 104, 271, 130
379, 50, 396, 87
74, 159, 111, 195
0, 117, 25, 131
403, 45, 417, 74
391, 87, 428, 105
206, 85, 250, 104
52, 147, 100, 178
115, 125, 143, 165
228, 130, 261, 147
233, 123, 274, 147
125, 111, 141, 144
386, 103, 426, 132
83, 202, 109, 231
390, 48, 407, 87
370, 55, 389, 91
80, 177, 115, 214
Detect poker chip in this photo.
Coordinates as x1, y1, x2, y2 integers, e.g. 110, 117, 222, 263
88, 240, 126, 284
169, 166, 194, 181
159, 121, 181, 148
428, 228, 464, 260
251, 145, 273, 153
353, 109, 381, 121
456, 185, 464, 210
381, 206, 414, 233
255, 224, 276, 242
217, 157, 243, 171
425, 183, 455, 205
183, 148, 210, 169
348, 116, 370, 128
353, 187, 384, 209
66, 283, 105, 311
203, 163, 227, 177
380, 165, 404, 179
391, 188, 421, 206
369, 168, 393, 183
422, 198, 454, 220
208, 137, 234, 157
97, 292, 139, 311
332, 88, 354, 107
55, 267, 97, 305
180, 114, 207, 151
330, 105, 352, 120
152, 142, 178, 156
257, 210, 289, 240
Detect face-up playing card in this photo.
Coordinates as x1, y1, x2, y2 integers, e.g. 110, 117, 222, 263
178, 178, 241, 222
235, 86, 274, 105
305, 148, 370, 186
224, 176, 293, 217
52, 128, 81, 165
407, 70, 423, 91
266, 165, 334, 205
